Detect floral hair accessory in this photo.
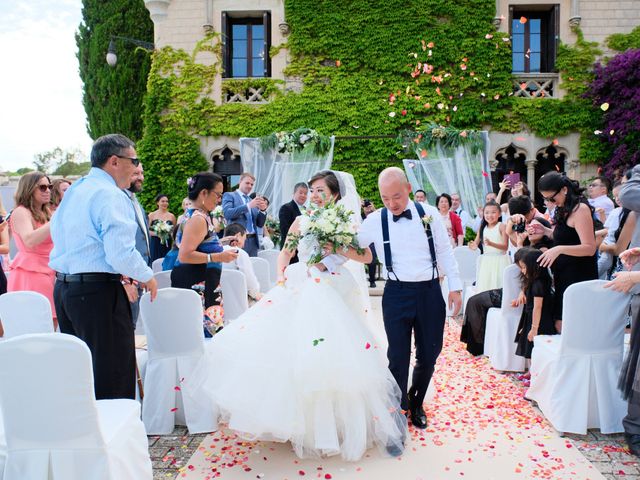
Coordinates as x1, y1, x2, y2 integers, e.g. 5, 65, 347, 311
187, 177, 196, 189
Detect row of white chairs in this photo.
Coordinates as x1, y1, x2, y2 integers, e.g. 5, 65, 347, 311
480, 263, 631, 435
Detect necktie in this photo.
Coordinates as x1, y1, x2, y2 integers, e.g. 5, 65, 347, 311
243, 194, 254, 233
393, 209, 412, 222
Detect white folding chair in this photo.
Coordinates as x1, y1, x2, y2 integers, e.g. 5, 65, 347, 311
484, 264, 525, 371
257, 249, 279, 288
250, 256, 271, 293
152, 258, 165, 273
153, 270, 172, 289
0, 291, 53, 338
527, 280, 630, 434
140, 288, 218, 434
220, 269, 249, 323
0, 333, 152, 479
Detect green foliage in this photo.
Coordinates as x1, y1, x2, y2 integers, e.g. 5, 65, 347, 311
8, 167, 35, 177
139, 0, 618, 205
607, 26, 640, 52
76, 0, 153, 141
53, 161, 91, 176
464, 226, 476, 245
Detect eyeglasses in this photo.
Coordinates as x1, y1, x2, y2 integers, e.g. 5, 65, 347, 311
542, 190, 562, 204
211, 190, 223, 199
589, 182, 602, 188
37, 184, 53, 193
114, 155, 140, 167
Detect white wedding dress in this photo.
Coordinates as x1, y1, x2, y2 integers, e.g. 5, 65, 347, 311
188, 239, 407, 461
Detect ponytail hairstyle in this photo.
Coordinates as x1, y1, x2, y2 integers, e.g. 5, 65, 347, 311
478, 200, 501, 249
186, 172, 223, 201
537, 171, 592, 225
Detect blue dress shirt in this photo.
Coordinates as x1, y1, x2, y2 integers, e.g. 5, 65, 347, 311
49, 167, 153, 282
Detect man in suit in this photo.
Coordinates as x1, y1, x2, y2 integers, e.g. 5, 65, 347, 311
123, 163, 151, 327
222, 172, 267, 257
278, 182, 308, 264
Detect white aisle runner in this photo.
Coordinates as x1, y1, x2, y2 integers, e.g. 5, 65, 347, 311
177, 298, 604, 480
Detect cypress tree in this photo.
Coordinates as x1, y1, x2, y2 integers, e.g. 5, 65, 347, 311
76, 0, 154, 141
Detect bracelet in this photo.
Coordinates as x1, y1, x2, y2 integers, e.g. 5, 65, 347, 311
207, 253, 212, 263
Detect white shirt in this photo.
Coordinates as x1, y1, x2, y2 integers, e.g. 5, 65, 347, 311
602, 206, 623, 245
589, 194, 615, 219
358, 201, 462, 291
223, 245, 261, 298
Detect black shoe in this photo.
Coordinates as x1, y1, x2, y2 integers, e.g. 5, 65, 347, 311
369, 281, 376, 288
625, 434, 640, 457
385, 442, 404, 457
409, 405, 427, 429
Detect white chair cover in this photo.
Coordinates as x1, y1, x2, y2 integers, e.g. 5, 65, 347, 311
527, 280, 630, 434
140, 288, 218, 434
250, 256, 271, 293
152, 258, 164, 273
453, 246, 480, 314
0, 334, 152, 480
257, 249, 279, 288
484, 264, 525, 371
0, 291, 53, 338
153, 270, 172, 289
220, 269, 249, 323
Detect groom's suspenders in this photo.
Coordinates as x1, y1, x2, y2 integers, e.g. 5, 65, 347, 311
381, 202, 439, 282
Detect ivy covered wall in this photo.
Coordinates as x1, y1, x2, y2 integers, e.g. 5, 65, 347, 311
138, 0, 615, 212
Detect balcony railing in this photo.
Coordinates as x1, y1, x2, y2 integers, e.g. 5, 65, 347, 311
512, 73, 559, 99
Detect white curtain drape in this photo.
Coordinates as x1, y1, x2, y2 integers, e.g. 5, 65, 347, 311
239, 137, 335, 215
403, 131, 492, 218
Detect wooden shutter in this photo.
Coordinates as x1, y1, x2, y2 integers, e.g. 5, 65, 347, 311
263, 11, 272, 77
221, 12, 229, 77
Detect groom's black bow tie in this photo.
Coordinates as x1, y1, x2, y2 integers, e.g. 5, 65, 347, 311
393, 209, 412, 222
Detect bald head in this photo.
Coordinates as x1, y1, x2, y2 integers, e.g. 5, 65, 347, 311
379, 167, 408, 187
378, 167, 412, 215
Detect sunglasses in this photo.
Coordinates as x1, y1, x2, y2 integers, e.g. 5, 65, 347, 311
37, 184, 53, 193
542, 189, 562, 204
115, 155, 140, 167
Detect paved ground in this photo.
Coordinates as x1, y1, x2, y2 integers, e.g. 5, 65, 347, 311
149, 282, 639, 480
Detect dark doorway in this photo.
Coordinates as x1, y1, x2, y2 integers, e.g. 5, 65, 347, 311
534, 144, 565, 211
493, 143, 528, 195
212, 147, 242, 191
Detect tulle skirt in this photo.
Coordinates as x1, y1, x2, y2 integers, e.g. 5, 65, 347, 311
187, 262, 407, 461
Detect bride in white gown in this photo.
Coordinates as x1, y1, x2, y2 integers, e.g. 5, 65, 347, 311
189, 170, 407, 461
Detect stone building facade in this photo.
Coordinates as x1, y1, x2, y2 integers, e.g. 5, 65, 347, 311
143, 0, 639, 190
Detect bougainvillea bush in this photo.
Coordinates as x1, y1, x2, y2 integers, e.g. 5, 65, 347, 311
587, 48, 640, 178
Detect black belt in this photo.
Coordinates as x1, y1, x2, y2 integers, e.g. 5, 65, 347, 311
55, 272, 121, 283
246, 233, 257, 238
385, 278, 439, 288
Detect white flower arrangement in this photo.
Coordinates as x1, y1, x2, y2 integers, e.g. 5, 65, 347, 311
210, 206, 226, 231
150, 220, 173, 247
286, 201, 362, 265
421, 214, 433, 226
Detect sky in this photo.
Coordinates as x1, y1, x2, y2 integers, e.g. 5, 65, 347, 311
0, 0, 92, 172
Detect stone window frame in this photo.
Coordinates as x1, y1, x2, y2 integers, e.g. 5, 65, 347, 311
221, 11, 272, 78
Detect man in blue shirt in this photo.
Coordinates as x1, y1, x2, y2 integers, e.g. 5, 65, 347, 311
50, 133, 157, 400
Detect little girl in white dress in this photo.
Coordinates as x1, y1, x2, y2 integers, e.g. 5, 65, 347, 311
470, 201, 511, 292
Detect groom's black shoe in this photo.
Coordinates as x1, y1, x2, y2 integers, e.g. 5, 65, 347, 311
408, 393, 427, 429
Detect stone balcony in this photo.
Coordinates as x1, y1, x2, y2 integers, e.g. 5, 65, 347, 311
512, 73, 559, 98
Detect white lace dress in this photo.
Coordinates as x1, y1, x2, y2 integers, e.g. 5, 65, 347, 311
187, 239, 407, 461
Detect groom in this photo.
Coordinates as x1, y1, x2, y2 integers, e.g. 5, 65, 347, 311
359, 167, 462, 430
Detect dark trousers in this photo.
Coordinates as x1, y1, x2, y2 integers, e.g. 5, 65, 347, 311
460, 289, 503, 356
367, 244, 378, 284
54, 279, 135, 400
171, 264, 222, 308
382, 279, 446, 411
243, 234, 260, 257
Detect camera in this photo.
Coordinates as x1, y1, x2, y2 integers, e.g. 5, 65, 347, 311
513, 221, 526, 233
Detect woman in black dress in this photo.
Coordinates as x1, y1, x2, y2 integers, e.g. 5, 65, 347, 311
149, 194, 177, 262
537, 172, 598, 333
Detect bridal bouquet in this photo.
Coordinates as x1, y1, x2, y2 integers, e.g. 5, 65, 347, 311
285, 201, 363, 265
210, 206, 226, 231
150, 220, 173, 247
265, 216, 281, 247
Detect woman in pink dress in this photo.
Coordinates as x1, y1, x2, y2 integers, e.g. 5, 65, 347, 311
8, 172, 56, 329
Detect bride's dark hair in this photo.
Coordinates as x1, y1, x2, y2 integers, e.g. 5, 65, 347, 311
308, 170, 341, 200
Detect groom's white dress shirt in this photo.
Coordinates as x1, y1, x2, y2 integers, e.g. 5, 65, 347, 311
358, 201, 462, 291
